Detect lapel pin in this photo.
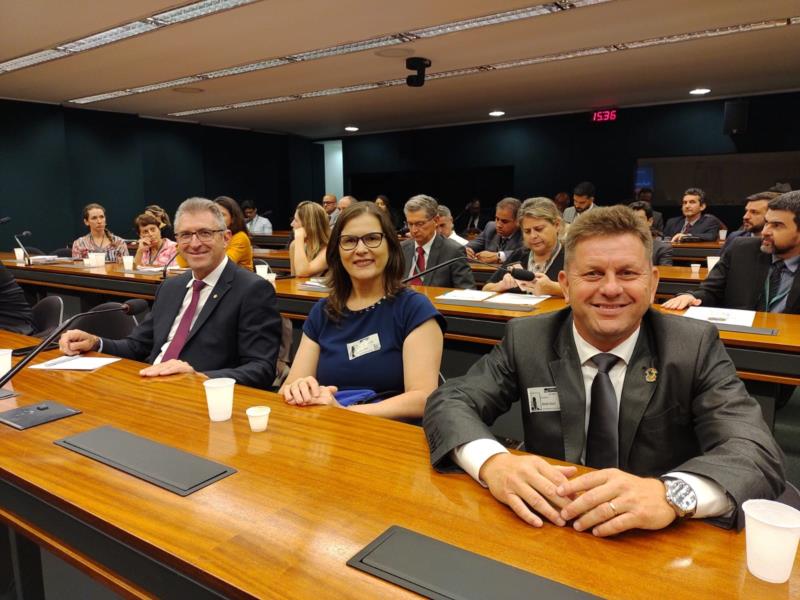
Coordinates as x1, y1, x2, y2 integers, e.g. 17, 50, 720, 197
644, 367, 658, 383
212, 293, 218, 299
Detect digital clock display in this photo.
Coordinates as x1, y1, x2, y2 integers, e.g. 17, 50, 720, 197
591, 109, 617, 122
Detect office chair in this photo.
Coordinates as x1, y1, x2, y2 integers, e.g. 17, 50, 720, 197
71, 301, 140, 339
31, 296, 64, 337
51, 247, 73, 257
253, 258, 271, 273
24, 246, 45, 256
272, 316, 294, 388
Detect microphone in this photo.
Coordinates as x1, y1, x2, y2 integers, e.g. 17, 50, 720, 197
0, 299, 148, 388
0, 217, 10, 225
509, 267, 536, 282
162, 251, 180, 279
14, 231, 32, 263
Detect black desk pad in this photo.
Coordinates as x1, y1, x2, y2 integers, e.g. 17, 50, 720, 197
0, 400, 80, 429
348, 526, 599, 599
55, 426, 236, 496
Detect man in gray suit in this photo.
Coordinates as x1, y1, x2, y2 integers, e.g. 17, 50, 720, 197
562, 181, 597, 224
402, 195, 475, 289
424, 205, 783, 536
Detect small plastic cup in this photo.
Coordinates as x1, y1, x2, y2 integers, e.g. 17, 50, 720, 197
706, 256, 720, 271
246, 406, 271, 432
743, 499, 800, 583
203, 378, 235, 422
265, 273, 277, 286
255, 264, 269, 278
0, 349, 12, 377
719, 230, 728, 241
82, 258, 92, 267
90, 252, 105, 267
122, 255, 134, 270
690, 263, 701, 274
13, 248, 24, 262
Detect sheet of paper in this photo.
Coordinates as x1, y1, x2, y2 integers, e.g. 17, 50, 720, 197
31, 356, 121, 371
484, 293, 550, 307
135, 266, 163, 273
435, 290, 496, 301
683, 306, 756, 327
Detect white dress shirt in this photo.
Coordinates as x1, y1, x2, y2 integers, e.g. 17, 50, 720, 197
246, 214, 273, 235
453, 324, 733, 519
448, 231, 469, 246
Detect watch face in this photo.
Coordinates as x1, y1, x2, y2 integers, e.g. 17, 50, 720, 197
668, 480, 697, 516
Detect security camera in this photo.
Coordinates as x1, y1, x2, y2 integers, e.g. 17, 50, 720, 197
406, 56, 431, 87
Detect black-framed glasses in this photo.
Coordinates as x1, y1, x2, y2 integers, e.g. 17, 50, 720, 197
175, 229, 225, 244
339, 232, 385, 250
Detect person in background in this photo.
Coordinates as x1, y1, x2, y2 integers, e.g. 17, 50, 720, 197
322, 194, 339, 226
215, 196, 254, 270
629, 200, 673, 265
662, 188, 720, 242
466, 197, 523, 264
0, 263, 33, 335
132, 212, 178, 267
281, 202, 445, 420
722, 191, 778, 253
553, 192, 570, 215
71, 203, 129, 262
290, 201, 330, 277
145, 204, 174, 240
482, 197, 564, 296
562, 181, 597, 224
436, 205, 469, 246
338, 196, 356, 211
241, 199, 273, 235
454, 198, 487, 236
375, 194, 401, 230
635, 188, 664, 233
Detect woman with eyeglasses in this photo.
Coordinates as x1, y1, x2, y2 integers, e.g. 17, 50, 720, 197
482, 197, 564, 296
281, 202, 445, 420
132, 212, 177, 267
290, 201, 330, 277
175, 196, 253, 270
71, 203, 129, 262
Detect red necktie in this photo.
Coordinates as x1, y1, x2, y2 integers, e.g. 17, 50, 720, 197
161, 279, 206, 362
681, 221, 691, 234
409, 246, 425, 285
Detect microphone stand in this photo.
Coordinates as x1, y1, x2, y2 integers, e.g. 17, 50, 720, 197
401, 254, 505, 285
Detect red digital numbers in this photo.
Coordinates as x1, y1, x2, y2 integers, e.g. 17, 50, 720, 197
591, 109, 617, 122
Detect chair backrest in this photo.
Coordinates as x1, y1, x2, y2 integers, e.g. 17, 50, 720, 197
25, 246, 45, 256
71, 302, 138, 339
777, 481, 800, 510
51, 247, 72, 257
31, 296, 64, 337
253, 258, 270, 273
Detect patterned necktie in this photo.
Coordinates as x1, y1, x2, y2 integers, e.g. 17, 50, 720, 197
161, 280, 206, 362
586, 353, 620, 469
766, 260, 786, 312
409, 246, 425, 285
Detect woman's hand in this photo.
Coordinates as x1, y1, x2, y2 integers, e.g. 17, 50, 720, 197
293, 226, 307, 241
138, 237, 152, 250
283, 375, 339, 406
497, 272, 520, 292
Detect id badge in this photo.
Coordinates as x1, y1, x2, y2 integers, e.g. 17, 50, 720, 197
347, 333, 381, 360
527, 386, 560, 413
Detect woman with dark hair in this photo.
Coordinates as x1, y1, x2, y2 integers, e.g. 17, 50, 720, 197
71, 203, 129, 261
132, 212, 177, 267
290, 200, 330, 277
281, 202, 445, 420
145, 204, 174, 240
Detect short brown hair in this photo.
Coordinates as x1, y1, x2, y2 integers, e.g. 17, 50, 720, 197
134, 212, 160, 232
564, 205, 652, 267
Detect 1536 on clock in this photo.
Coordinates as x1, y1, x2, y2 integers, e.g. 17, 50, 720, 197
591, 109, 617, 122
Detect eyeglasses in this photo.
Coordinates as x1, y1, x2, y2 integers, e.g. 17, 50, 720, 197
339, 232, 385, 250
406, 217, 434, 230
175, 229, 224, 244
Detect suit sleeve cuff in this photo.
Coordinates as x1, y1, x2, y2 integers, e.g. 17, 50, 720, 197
498, 251, 506, 262
96, 337, 104, 353
452, 439, 508, 486
665, 471, 734, 519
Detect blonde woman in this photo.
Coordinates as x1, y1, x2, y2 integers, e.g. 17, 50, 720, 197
483, 197, 564, 296
290, 201, 330, 277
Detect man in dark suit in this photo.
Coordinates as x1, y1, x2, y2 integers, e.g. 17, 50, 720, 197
453, 198, 488, 236
721, 191, 777, 254
0, 263, 34, 334
59, 197, 282, 389
662, 188, 721, 242
635, 188, 664, 233
401, 195, 475, 289
424, 205, 783, 537
663, 192, 800, 314
630, 200, 672, 265
466, 197, 523, 264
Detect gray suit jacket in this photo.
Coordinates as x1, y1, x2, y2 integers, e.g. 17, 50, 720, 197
402, 235, 475, 289
653, 239, 673, 266
466, 222, 523, 257
562, 202, 595, 224
423, 308, 784, 527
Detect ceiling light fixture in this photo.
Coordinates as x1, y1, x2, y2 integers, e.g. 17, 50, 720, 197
344, 126, 359, 132
489, 110, 506, 117
56, 22, 158, 53
689, 88, 711, 95
149, 0, 258, 25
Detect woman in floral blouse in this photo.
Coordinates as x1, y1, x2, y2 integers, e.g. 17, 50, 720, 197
132, 212, 177, 267
71, 203, 129, 262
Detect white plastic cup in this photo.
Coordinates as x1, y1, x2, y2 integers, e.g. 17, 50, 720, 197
82, 258, 92, 267
246, 406, 271, 432
690, 263, 701, 274
255, 264, 269, 278
706, 256, 720, 271
743, 499, 800, 583
13, 248, 24, 262
0, 349, 12, 377
265, 273, 277, 286
90, 252, 105, 267
203, 378, 235, 422
719, 230, 728, 241
122, 255, 134, 270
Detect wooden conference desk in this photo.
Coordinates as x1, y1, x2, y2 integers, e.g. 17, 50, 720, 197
671, 241, 724, 264
0, 331, 795, 599
250, 230, 291, 250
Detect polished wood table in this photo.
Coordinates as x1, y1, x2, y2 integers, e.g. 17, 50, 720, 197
0, 331, 795, 599
252, 248, 290, 272
671, 240, 724, 263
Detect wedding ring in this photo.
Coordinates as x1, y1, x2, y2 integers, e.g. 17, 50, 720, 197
608, 501, 618, 515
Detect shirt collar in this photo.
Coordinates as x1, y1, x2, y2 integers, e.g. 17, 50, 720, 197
187, 255, 228, 289
572, 323, 640, 367
416, 234, 436, 255
685, 215, 701, 226
774, 254, 800, 272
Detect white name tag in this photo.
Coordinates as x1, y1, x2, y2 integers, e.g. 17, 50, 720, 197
527, 386, 560, 413
347, 333, 381, 360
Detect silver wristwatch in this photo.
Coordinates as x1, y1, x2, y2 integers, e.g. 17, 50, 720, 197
661, 477, 697, 518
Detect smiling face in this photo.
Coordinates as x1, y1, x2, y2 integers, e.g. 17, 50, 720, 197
175, 210, 231, 280
522, 216, 558, 257
559, 234, 658, 351
85, 208, 106, 234
339, 213, 388, 284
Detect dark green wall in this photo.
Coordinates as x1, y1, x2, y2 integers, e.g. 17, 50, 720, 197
1, 99, 320, 251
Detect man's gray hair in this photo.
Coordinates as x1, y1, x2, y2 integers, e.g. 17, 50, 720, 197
175, 197, 226, 230
405, 194, 438, 219
437, 205, 453, 219
496, 197, 521, 218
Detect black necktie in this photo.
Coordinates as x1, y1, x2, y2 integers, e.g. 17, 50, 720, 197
586, 353, 620, 469
767, 260, 785, 311
498, 237, 507, 250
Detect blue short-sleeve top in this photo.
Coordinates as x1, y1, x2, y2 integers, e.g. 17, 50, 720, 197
303, 288, 446, 393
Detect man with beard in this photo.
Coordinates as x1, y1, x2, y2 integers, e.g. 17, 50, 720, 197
721, 191, 779, 253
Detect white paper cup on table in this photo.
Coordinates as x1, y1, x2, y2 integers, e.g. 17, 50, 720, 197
719, 229, 728, 241
90, 252, 105, 267
255, 264, 269, 278
122, 255, 134, 270
246, 406, 271, 432
706, 256, 720, 271
13, 248, 24, 262
743, 499, 800, 583
82, 258, 92, 267
690, 263, 701, 274
204, 377, 235, 422
0, 349, 12, 377
265, 273, 277, 286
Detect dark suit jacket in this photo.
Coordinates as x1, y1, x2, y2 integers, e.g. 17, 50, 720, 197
454, 212, 489, 236
466, 222, 524, 257
663, 214, 720, 240
103, 259, 282, 389
401, 235, 475, 289
486, 246, 564, 291
652, 239, 673, 266
721, 229, 752, 254
0, 263, 33, 335
423, 308, 785, 527
688, 237, 800, 313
